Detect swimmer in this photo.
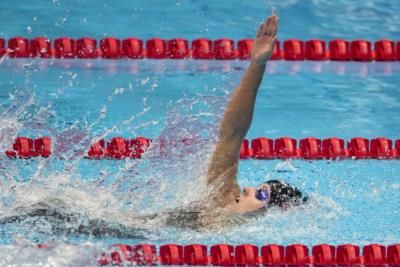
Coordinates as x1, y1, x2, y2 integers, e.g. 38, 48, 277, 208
0, 14, 308, 235
164, 14, 308, 229
205, 14, 308, 216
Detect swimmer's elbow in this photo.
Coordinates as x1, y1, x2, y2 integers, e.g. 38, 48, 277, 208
220, 125, 248, 142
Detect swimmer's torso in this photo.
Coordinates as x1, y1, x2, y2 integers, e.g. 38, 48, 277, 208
0, 198, 252, 236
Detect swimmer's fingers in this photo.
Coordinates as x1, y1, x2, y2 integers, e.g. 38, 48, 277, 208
270, 36, 278, 48
263, 15, 278, 36
263, 16, 273, 36
271, 16, 279, 37
256, 22, 264, 38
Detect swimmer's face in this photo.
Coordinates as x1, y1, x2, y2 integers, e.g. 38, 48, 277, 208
225, 184, 271, 214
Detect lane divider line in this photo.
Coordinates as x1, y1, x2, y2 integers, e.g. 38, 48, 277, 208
4, 136, 400, 160
36, 243, 400, 266
1, 37, 399, 61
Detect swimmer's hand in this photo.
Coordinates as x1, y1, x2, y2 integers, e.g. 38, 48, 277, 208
251, 15, 279, 65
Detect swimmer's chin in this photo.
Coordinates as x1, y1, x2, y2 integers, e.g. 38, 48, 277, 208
223, 203, 267, 217
222, 202, 245, 215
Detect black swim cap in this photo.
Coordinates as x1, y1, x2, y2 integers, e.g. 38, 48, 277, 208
266, 180, 308, 207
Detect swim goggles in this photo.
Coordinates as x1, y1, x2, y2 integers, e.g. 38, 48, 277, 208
256, 188, 270, 202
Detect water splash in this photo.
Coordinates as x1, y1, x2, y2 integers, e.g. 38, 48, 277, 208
0, 239, 103, 267
0, 63, 229, 243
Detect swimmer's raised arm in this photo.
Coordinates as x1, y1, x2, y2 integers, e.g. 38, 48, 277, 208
206, 15, 278, 207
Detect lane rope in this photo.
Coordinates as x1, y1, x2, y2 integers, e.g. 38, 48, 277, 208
36, 243, 400, 266
1, 37, 399, 61
5, 136, 400, 160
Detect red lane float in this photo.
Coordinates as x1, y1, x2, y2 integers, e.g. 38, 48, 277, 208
239, 139, 253, 159
100, 37, 121, 59
76, 37, 98, 58
237, 39, 253, 60
8, 37, 30, 57
97, 243, 400, 266
322, 138, 348, 159
251, 137, 274, 159
235, 244, 259, 265
375, 40, 396, 61
30, 37, 52, 58
122, 38, 144, 59
109, 244, 133, 265
275, 137, 300, 159
370, 138, 395, 159
33, 137, 52, 157
86, 139, 105, 159
146, 38, 167, 59
397, 41, 400, 61
132, 244, 158, 265
184, 244, 208, 265
167, 38, 190, 59
305, 40, 327, 60
351, 40, 373, 61
336, 244, 362, 266
312, 244, 336, 266
159, 244, 184, 265
396, 140, 400, 158
283, 39, 305, 60
214, 38, 236, 60
0, 38, 6, 57
210, 244, 235, 265
5, 137, 34, 158
54, 37, 76, 58
363, 244, 386, 266
329, 39, 351, 61
1, 37, 398, 61
387, 244, 400, 267
130, 137, 152, 158
299, 137, 322, 159
347, 137, 370, 159
104, 137, 128, 159
192, 38, 214, 59
261, 244, 285, 265
285, 244, 311, 266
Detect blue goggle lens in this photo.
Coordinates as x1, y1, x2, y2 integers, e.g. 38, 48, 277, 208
256, 189, 269, 202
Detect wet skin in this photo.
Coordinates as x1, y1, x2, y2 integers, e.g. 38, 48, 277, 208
224, 183, 271, 214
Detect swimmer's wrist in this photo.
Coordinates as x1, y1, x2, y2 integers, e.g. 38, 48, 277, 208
250, 59, 268, 68
250, 55, 269, 65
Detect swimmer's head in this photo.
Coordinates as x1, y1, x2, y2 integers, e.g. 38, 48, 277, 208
266, 180, 308, 208
225, 180, 308, 214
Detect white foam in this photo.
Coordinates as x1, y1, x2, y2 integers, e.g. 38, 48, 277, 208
0, 240, 103, 267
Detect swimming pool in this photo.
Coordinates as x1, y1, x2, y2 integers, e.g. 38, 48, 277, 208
0, 0, 400, 265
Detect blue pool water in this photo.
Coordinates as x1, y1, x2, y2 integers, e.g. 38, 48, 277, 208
0, 0, 399, 265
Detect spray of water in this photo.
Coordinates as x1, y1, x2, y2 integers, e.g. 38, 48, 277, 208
0, 60, 233, 242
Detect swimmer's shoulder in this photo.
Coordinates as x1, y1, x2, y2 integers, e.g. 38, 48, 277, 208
162, 204, 247, 231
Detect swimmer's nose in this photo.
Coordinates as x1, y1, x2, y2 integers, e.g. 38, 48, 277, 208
242, 187, 249, 195
243, 187, 254, 196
